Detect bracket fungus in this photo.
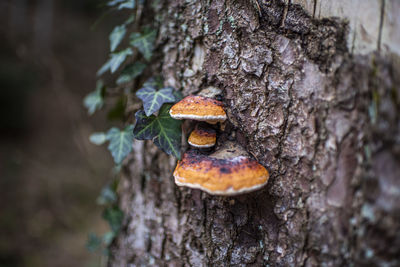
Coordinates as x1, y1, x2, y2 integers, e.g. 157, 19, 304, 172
173, 142, 269, 196
188, 124, 216, 148
169, 95, 227, 124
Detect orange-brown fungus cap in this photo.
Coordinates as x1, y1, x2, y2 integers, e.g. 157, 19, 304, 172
173, 142, 269, 195
188, 124, 216, 148
169, 95, 227, 123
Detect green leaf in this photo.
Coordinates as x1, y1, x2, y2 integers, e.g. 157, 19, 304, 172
109, 25, 126, 52
84, 80, 104, 115
97, 185, 117, 205
116, 62, 146, 85
124, 14, 135, 25
118, 0, 135, 9
89, 132, 107, 145
136, 86, 176, 116
133, 104, 182, 159
110, 48, 133, 73
102, 231, 115, 246
108, 0, 125, 6
103, 206, 124, 233
106, 125, 134, 164
108, 0, 135, 9
143, 77, 158, 89
130, 28, 156, 61
97, 58, 112, 76
86, 233, 102, 253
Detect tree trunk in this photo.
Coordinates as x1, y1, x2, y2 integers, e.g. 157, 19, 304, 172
110, 0, 400, 266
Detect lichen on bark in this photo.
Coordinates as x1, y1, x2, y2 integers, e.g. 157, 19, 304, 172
109, 1, 400, 266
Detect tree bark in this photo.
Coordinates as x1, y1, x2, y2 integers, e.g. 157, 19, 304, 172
110, 0, 400, 266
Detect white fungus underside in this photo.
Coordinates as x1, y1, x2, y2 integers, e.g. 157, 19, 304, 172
169, 113, 227, 122
188, 140, 215, 148
174, 174, 269, 196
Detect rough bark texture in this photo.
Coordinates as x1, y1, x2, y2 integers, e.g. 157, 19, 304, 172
110, 1, 400, 266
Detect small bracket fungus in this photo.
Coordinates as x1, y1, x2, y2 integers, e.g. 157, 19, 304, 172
173, 142, 269, 196
188, 124, 217, 148
169, 95, 227, 124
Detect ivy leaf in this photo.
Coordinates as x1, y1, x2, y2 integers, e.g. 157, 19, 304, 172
84, 80, 104, 115
108, 0, 135, 9
97, 58, 112, 76
136, 86, 175, 116
130, 28, 156, 61
142, 77, 163, 89
107, 0, 125, 6
133, 104, 182, 159
97, 48, 133, 75
116, 62, 146, 85
118, 0, 135, 9
102, 231, 115, 246
109, 25, 126, 52
86, 233, 102, 253
110, 48, 133, 73
89, 132, 107, 145
106, 125, 134, 164
102, 206, 123, 233
97, 185, 117, 205
124, 14, 135, 25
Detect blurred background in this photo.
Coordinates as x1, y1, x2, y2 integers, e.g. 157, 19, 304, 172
0, 0, 117, 266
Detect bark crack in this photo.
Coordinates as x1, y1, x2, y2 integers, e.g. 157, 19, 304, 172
280, 0, 290, 28
312, 0, 317, 18
275, 75, 294, 164
377, 0, 385, 51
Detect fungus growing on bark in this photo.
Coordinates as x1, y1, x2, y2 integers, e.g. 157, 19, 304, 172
169, 95, 227, 124
173, 142, 269, 195
188, 124, 216, 148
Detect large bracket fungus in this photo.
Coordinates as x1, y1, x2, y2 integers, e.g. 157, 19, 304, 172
174, 142, 270, 196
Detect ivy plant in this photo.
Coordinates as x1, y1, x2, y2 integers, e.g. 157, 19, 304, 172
136, 84, 175, 116
116, 62, 146, 85
133, 104, 182, 159
84, 0, 183, 256
84, 80, 104, 115
107, 125, 135, 164
129, 27, 157, 61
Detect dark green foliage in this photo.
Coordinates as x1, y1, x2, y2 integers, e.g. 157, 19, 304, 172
84, 80, 104, 115
109, 48, 133, 73
116, 62, 146, 85
86, 233, 102, 253
97, 58, 112, 76
130, 27, 157, 61
109, 25, 126, 52
102, 206, 124, 233
89, 132, 107, 145
108, 0, 135, 9
97, 185, 118, 205
133, 104, 182, 159
142, 76, 163, 89
106, 125, 134, 164
107, 0, 125, 6
102, 231, 115, 246
136, 86, 176, 116
98, 48, 133, 75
